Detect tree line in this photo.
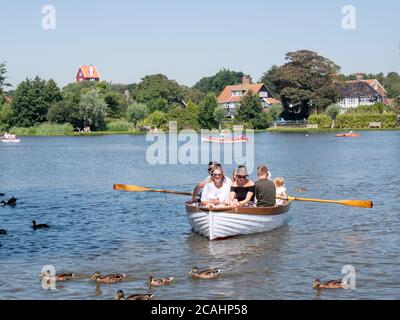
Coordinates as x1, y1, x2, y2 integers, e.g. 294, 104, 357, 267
1, 50, 399, 133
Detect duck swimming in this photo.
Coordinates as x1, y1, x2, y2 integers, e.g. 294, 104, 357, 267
148, 275, 174, 286
114, 290, 154, 300
312, 279, 344, 290
0, 229, 7, 235
90, 271, 127, 284
189, 267, 221, 279
32, 220, 50, 229
1, 196, 17, 206
295, 187, 308, 192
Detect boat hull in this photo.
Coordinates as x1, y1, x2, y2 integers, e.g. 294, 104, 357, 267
335, 134, 360, 137
1, 139, 20, 143
201, 137, 248, 143
186, 202, 290, 240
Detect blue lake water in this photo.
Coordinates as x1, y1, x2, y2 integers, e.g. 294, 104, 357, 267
0, 131, 399, 300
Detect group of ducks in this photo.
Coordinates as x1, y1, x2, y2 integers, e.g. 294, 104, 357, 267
42, 267, 222, 300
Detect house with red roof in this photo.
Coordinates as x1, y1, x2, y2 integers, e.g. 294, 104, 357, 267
76, 65, 100, 82
217, 76, 280, 117
338, 74, 387, 112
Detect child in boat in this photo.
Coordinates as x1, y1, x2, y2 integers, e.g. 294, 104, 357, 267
274, 177, 288, 205
201, 167, 230, 207
255, 165, 276, 207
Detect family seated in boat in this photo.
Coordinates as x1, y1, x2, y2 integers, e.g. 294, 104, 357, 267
197, 163, 284, 208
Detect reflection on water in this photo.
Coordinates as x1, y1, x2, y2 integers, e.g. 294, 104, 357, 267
0, 132, 399, 299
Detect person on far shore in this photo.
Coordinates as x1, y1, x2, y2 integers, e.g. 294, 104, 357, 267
274, 177, 288, 205
255, 165, 276, 207
230, 166, 255, 207
191, 162, 231, 202
200, 167, 230, 208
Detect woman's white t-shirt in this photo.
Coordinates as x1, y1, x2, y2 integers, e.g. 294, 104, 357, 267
201, 181, 230, 204
275, 186, 288, 205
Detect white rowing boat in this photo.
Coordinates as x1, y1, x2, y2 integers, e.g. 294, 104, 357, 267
185, 202, 290, 240
1, 139, 20, 143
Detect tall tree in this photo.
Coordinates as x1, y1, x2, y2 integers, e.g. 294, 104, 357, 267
0, 61, 11, 103
44, 79, 62, 104
198, 93, 218, 129
78, 89, 108, 130
11, 77, 49, 127
236, 90, 263, 122
193, 69, 245, 94
273, 50, 340, 119
127, 102, 149, 128
133, 74, 183, 113
260, 65, 281, 99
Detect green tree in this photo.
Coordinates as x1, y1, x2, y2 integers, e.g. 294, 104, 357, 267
383, 72, 400, 99
235, 90, 263, 122
260, 65, 281, 99
213, 106, 226, 130
0, 102, 12, 129
0, 61, 11, 103
78, 89, 108, 130
44, 79, 62, 104
104, 91, 127, 118
167, 101, 200, 130
11, 76, 49, 127
266, 104, 283, 121
143, 111, 168, 129
193, 69, 245, 94
325, 104, 340, 128
273, 50, 340, 119
133, 74, 183, 113
127, 102, 149, 128
198, 93, 218, 129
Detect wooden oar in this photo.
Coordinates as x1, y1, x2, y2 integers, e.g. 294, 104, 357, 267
113, 184, 192, 196
276, 195, 373, 208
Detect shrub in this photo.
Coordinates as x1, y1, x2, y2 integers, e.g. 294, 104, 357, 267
106, 120, 134, 132
9, 123, 74, 136
335, 113, 397, 128
307, 114, 331, 128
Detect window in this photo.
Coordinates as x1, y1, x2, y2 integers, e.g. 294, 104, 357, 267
259, 91, 268, 98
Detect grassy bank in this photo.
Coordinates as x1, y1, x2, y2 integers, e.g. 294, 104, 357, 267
265, 127, 400, 133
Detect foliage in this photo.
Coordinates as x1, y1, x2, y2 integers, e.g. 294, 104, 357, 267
127, 102, 149, 128
9, 123, 74, 136
44, 79, 62, 104
0, 102, 12, 128
105, 120, 134, 132
235, 90, 263, 122
198, 93, 218, 129
213, 105, 226, 129
345, 102, 393, 114
266, 104, 283, 121
307, 114, 332, 128
167, 101, 200, 130
0, 61, 11, 102
335, 113, 397, 128
78, 89, 108, 130
104, 91, 128, 118
193, 69, 245, 94
133, 74, 183, 113
271, 50, 340, 119
325, 104, 340, 119
180, 86, 205, 105
260, 65, 281, 99
142, 111, 168, 129
11, 77, 53, 127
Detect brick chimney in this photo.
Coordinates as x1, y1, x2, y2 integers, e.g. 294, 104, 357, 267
356, 73, 364, 81
242, 75, 251, 86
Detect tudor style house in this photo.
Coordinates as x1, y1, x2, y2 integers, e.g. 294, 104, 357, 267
76, 65, 100, 82
338, 74, 387, 113
217, 76, 280, 117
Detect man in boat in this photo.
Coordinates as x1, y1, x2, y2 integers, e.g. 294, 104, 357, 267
191, 161, 232, 202
254, 165, 276, 207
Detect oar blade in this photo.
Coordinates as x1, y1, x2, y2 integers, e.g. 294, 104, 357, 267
113, 184, 151, 192
340, 199, 374, 208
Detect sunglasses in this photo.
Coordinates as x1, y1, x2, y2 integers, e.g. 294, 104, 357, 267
212, 173, 222, 177
237, 175, 247, 179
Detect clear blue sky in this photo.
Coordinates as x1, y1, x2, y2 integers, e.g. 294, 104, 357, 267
1, 0, 399, 88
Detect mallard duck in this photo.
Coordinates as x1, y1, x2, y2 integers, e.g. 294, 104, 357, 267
189, 267, 221, 279
0, 229, 7, 235
32, 220, 50, 230
114, 290, 154, 300
148, 275, 174, 286
1, 197, 17, 206
312, 279, 344, 290
90, 271, 127, 284
295, 187, 308, 192
41, 271, 77, 281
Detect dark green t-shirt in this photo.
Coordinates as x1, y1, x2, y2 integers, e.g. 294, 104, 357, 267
255, 179, 276, 207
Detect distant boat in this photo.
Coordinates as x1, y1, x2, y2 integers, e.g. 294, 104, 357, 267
201, 136, 248, 143
335, 133, 360, 137
1, 133, 20, 143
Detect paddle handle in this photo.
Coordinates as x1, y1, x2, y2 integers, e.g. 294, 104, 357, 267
276, 195, 373, 208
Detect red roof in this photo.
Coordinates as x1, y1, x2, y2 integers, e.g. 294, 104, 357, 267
218, 83, 265, 103
263, 97, 281, 105
78, 65, 100, 79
